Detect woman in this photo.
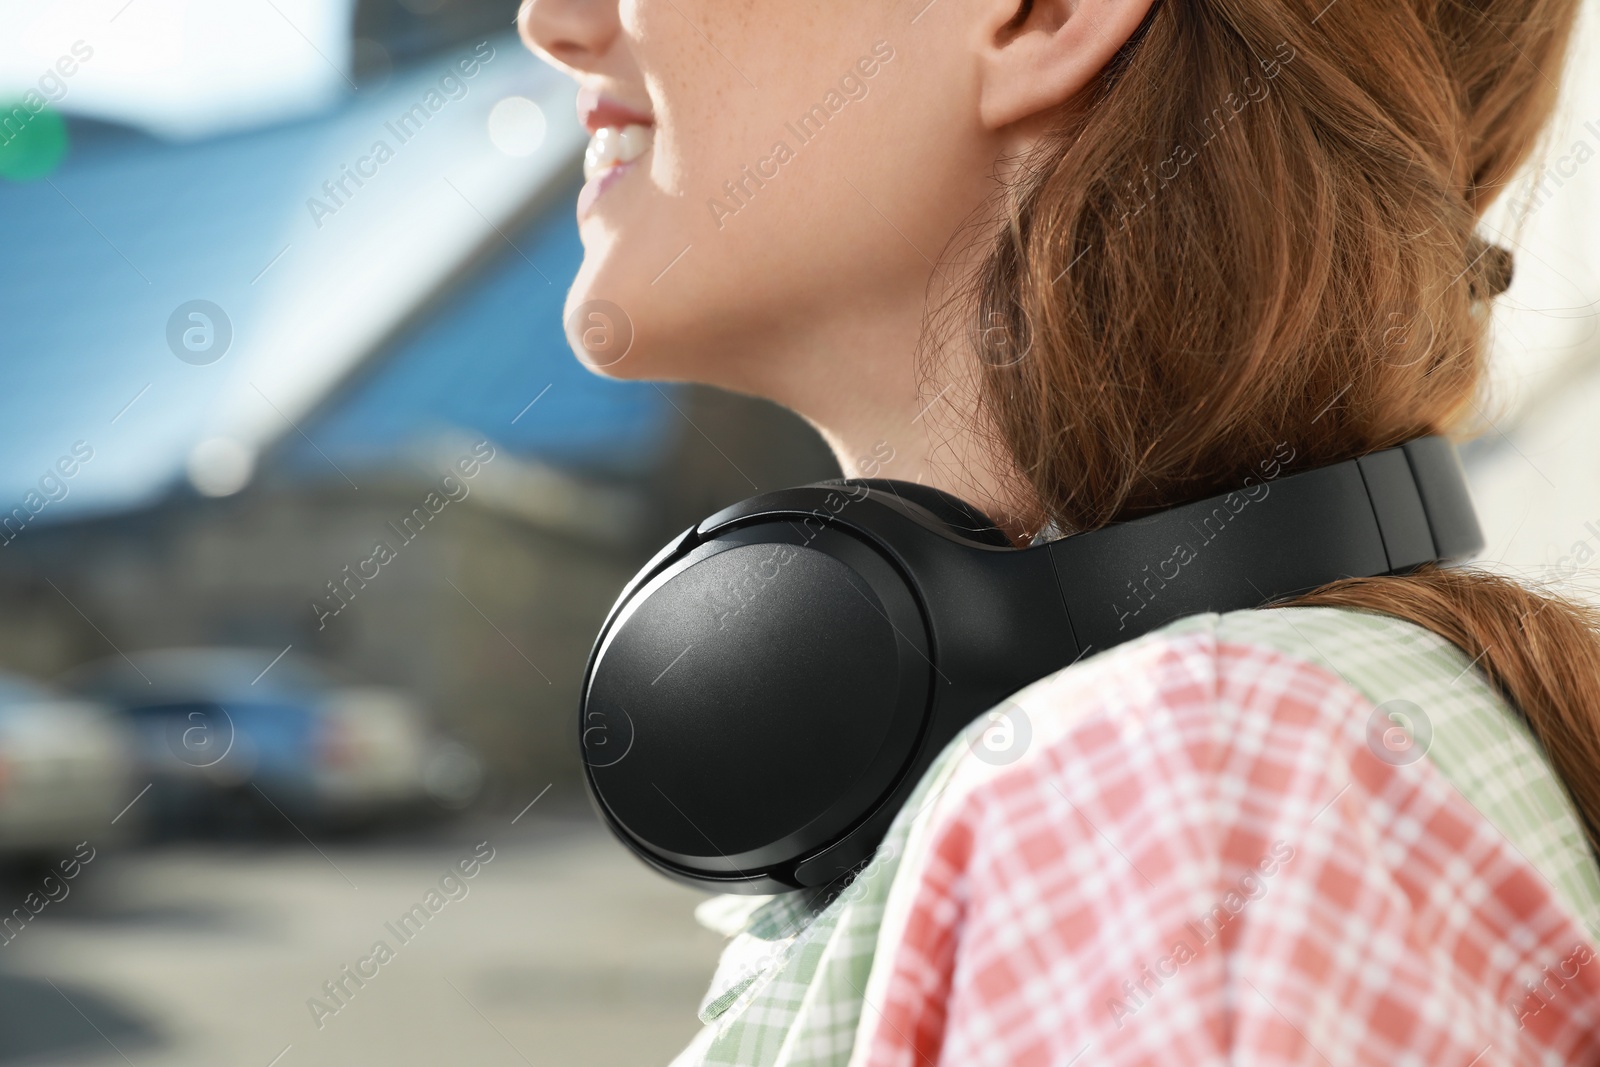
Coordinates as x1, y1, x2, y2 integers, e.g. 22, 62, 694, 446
520, 0, 1600, 1062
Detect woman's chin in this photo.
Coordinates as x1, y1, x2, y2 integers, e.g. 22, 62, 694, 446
561, 258, 703, 383
560, 246, 648, 377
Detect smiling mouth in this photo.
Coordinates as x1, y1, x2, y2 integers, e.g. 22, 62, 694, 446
577, 88, 655, 218
583, 123, 653, 182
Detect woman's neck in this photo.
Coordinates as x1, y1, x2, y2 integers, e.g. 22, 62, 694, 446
782, 351, 1038, 546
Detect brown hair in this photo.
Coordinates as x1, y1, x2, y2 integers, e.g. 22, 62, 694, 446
959, 0, 1600, 845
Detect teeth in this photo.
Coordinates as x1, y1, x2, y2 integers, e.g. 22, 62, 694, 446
584, 124, 653, 181
617, 124, 651, 163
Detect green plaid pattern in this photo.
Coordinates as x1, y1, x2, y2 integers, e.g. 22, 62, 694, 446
1210, 606, 1600, 935
668, 606, 1600, 1066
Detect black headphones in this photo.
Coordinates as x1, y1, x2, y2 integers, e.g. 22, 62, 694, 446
579, 436, 1482, 894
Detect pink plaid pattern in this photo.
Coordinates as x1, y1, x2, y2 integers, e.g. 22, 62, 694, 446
850, 635, 1600, 1066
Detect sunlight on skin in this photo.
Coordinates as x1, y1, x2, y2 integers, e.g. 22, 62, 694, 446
517, 0, 1155, 540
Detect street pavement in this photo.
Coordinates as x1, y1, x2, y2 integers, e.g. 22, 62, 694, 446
0, 804, 727, 1066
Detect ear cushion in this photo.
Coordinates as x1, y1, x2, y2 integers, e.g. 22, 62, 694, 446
820, 478, 1012, 548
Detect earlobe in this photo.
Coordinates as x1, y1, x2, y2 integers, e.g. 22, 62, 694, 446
977, 0, 1158, 131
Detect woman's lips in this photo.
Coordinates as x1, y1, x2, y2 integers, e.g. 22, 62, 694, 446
577, 159, 638, 220
576, 89, 655, 221
577, 86, 654, 133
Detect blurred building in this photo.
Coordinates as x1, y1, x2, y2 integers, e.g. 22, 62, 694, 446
0, 396, 835, 800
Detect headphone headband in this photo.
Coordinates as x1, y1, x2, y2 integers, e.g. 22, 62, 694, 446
1049, 435, 1480, 651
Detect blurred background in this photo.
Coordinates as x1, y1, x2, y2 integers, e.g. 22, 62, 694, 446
0, 0, 1598, 1064
0, 1, 839, 1063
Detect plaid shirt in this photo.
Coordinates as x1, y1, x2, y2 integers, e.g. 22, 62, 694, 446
670, 607, 1600, 1066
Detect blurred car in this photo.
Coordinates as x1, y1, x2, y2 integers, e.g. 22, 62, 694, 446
0, 672, 133, 860
63, 648, 483, 837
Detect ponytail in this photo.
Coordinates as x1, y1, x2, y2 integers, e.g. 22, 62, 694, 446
949, 0, 1599, 840
1290, 567, 1600, 853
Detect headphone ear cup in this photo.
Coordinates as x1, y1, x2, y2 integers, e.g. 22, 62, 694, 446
819, 478, 1012, 547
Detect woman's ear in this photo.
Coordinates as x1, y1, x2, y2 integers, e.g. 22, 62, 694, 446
977, 0, 1157, 131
